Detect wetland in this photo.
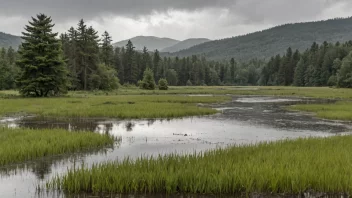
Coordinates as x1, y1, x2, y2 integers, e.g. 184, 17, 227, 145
1, 89, 352, 197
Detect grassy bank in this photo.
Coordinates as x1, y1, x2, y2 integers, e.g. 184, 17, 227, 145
112, 86, 352, 99
0, 128, 114, 166
290, 101, 352, 121
2, 86, 352, 99
49, 135, 352, 195
0, 95, 229, 119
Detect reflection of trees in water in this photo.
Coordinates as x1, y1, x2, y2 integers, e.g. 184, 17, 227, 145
125, 122, 135, 132
16, 118, 99, 132
31, 159, 51, 180
13, 118, 176, 134
96, 123, 114, 135
147, 119, 155, 126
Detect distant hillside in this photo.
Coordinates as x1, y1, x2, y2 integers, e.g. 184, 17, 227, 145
170, 17, 352, 61
161, 38, 210, 53
113, 36, 179, 51
0, 32, 22, 49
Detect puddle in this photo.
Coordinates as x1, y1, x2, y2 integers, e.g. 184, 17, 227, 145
228, 87, 260, 91
236, 97, 302, 103
0, 96, 351, 198
188, 94, 214, 97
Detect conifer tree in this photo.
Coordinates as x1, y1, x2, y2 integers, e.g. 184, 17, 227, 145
337, 51, 352, 88
100, 31, 114, 67
16, 14, 68, 97
293, 58, 306, 86
140, 47, 151, 80
123, 40, 138, 84
139, 68, 156, 90
230, 58, 236, 83
153, 50, 161, 81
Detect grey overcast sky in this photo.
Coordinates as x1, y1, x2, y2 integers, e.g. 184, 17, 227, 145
0, 0, 351, 42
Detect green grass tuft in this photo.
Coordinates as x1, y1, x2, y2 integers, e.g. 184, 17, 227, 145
0, 128, 114, 166
290, 101, 352, 121
48, 135, 352, 195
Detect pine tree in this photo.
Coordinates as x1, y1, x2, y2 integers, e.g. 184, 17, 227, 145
140, 47, 151, 80
85, 26, 100, 89
119, 47, 125, 84
6, 47, 16, 65
76, 19, 89, 90
289, 50, 300, 84
293, 58, 306, 86
153, 50, 161, 81
100, 31, 114, 67
123, 40, 138, 84
337, 51, 352, 88
278, 55, 286, 85
16, 14, 68, 97
230, 58, 236, 83
66, 27, 80, 90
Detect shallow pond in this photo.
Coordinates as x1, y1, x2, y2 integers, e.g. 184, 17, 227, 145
0, 96, 351, 198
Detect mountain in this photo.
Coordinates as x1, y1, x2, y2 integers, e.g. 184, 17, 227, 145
169, 17, 352, 61
161, 38, 211, 53
0, 32, 22, 49
113, 36, 179, 51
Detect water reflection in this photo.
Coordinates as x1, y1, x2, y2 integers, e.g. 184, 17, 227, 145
0, 146, 114, 181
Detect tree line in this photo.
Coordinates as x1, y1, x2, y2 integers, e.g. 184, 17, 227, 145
0, 46, 17, 90
59, 19, 266, 89
259, 41, 352, 87
1, 14, 352, 97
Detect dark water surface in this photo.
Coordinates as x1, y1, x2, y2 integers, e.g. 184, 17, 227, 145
0, 96, 351, 198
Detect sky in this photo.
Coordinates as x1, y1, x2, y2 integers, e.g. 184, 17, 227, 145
0, 0, 351, 42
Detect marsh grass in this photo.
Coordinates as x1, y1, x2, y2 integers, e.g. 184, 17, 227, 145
0, 95, 229, 119
0, 128, 114, 166
2, 86, 352, 99
290, 101, 352, 120
48, 135, 352, 195
112, 86, 352, 99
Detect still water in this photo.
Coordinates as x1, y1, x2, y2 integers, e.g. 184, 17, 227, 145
0, 96, 350, 198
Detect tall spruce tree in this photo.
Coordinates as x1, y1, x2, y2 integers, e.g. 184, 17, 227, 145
153, 50, 161, 81
140, 47, 151, 80
16, 14, 68, 97
123, 40, 138, 84
100, 31, 114, 67
230, 58, 236, 83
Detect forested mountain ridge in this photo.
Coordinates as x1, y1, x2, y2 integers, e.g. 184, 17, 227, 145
113, 36, 179, 51
170, 17, 352, 61
0, 32, 22, 49
161, 38, 211, 53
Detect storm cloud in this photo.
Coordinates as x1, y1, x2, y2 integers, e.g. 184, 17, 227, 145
0, 0, 351, 41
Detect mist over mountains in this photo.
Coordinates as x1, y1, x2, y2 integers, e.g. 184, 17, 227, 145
2, 17, 352, 61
